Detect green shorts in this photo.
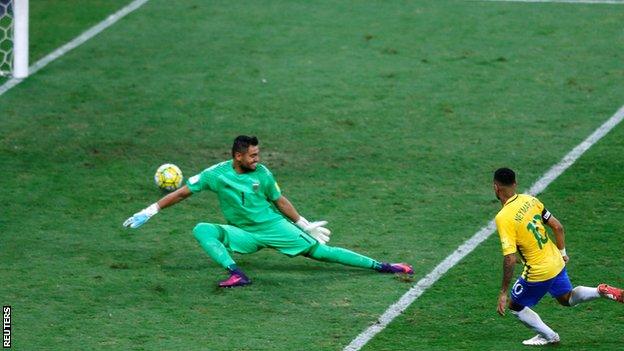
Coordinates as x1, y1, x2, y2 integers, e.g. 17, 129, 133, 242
210, 219, 317, 257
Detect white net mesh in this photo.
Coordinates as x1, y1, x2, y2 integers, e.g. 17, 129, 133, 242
0, 0, 14, 77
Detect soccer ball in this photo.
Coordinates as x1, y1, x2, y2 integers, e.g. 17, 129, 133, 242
154, 163, 183, 191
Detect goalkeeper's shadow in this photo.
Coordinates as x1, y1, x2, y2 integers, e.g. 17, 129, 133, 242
249, 260, 374, 276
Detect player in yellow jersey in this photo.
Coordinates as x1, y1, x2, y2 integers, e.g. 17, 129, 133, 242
493, 168, 623, 346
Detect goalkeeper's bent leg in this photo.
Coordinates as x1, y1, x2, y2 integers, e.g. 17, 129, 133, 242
305, 244, 381, 270
193, 223, 236, 270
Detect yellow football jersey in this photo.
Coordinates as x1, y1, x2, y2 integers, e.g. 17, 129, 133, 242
495, 194, 564, 282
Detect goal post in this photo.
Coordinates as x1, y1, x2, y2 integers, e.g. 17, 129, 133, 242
0, 0, 28, 79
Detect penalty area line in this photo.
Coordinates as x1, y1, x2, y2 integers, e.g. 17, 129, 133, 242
343, 105, 624, 351
0, 0, 150, 97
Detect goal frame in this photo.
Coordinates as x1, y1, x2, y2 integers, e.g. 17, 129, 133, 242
1, 0, 28, 78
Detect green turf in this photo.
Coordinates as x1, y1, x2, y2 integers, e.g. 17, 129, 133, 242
1, 0, 623, 350
364, 124, 624, 351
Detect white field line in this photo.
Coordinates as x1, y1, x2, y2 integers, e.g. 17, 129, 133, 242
484, 0, 624, 4
0, 0, 149, 97
344, 105, 624, 351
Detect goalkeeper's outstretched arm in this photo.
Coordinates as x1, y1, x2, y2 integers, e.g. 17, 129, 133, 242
157, 185, 193, 210
274, 196, 331, 244
273, 195, 301, 223
123, 186, 193, 228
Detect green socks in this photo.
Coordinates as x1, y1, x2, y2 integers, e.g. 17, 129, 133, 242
307, 244, 380, 270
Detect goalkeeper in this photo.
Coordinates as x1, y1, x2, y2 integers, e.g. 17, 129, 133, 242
124, 135, 413, 287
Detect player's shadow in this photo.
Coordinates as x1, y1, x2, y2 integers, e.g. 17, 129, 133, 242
250, 260, 373, 275
160, 250, 374, 275
160, 260, 371, 275
160, 258, 373, 288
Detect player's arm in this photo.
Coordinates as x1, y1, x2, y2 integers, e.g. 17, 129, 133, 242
157, 185, 193, 210
273, 195, 331, 244
545, 214, 567, 262
495, 214, 517, 316
498, 253, 517, 316
123, 186, 193, 229
273, 195, 300, 222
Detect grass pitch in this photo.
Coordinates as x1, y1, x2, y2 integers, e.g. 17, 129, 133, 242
1, 1, 623, 350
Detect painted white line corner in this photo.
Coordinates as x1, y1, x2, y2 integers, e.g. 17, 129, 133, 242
344, 105, 624, 351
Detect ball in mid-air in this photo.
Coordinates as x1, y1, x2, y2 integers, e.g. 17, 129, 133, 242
154, 163, 183, 191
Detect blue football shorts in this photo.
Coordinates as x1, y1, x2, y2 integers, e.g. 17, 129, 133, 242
510, 267, 573, 307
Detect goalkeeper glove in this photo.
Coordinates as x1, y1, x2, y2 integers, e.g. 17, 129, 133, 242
295, 216, 331, 244
123, 203, 160, 229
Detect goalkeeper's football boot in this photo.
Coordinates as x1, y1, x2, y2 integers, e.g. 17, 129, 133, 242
218, 268, 251, 288
377, 262, 414, 275
522, 333, 560, 346
598, 283, 624, 303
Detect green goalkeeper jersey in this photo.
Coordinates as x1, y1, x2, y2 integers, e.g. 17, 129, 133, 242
186, 160, 283, 228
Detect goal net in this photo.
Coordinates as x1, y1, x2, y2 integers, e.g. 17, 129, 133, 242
0, 0, 27, 78
0, 0, 13, 76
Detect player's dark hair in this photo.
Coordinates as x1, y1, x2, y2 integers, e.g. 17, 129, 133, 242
232, 135, 259, 157
494, 167, 516, 186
